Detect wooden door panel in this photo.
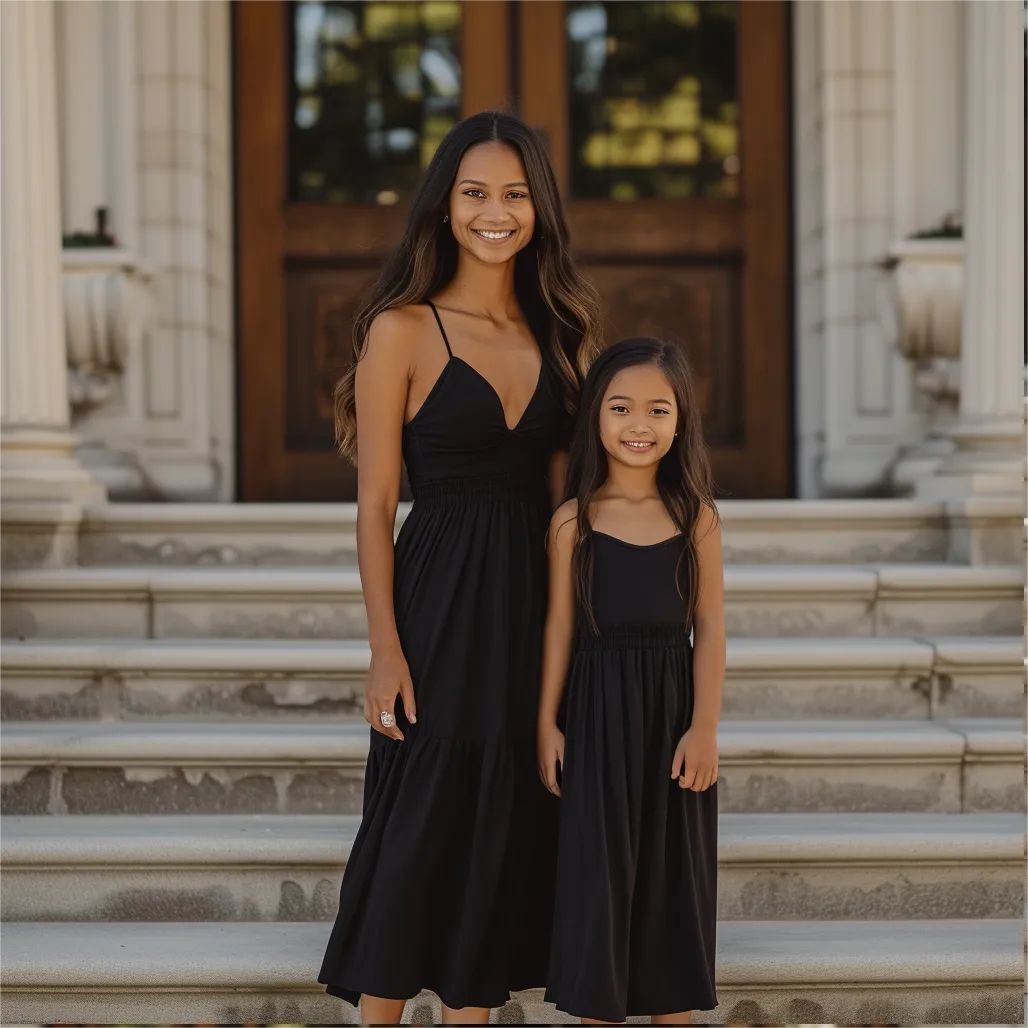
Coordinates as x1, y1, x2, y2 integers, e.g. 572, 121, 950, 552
284, 266, 378, 447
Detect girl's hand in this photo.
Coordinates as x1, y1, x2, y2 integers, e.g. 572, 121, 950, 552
537, 721, 565, 797
671, 723, 718, 791
365, 647, 416, 741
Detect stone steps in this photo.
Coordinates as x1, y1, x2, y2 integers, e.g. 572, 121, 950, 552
2, 496, 1023, 1025
3, 563, 1023, 640
3, 719, 1023, 816
0, 918, 1022, 1025
76, 499, 957, 566
2, 812, 1023, 923
2, 635, 1023, 721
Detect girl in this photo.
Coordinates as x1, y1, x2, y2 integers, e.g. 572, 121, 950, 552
318, 112, 601, 1025
537, 338, 724, 1025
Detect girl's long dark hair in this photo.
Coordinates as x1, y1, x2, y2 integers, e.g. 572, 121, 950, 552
334, 111, 602, 463
565, 337, 718, 633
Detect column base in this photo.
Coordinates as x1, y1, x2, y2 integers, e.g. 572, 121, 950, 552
914, 413, 1026, 564
915, 416, 1026, 500
2, 426, 106, 504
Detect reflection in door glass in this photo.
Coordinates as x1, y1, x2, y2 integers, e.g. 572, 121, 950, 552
567, 1, 739, 200
290, 1, 461, 204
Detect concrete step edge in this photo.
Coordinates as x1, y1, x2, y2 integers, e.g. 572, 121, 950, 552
1, 719, 1023, 765
3, 635, 1022, 674
3, 563, 1023, 597
0, 919, 1022, 988
2, 812, 1024, 867
74, 498, 959, 528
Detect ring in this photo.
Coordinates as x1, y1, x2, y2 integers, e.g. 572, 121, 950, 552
379, 711, 396, 728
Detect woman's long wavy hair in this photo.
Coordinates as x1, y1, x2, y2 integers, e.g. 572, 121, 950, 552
564, 337, 718, 634
334, 111, 602, 463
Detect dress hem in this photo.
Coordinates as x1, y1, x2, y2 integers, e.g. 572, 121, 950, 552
322, 978, 544, 1012
544, 988, 719, 1023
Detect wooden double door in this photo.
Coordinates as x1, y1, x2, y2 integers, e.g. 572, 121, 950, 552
236, 0, 790, 500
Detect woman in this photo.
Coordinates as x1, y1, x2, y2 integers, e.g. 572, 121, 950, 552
318, 111, 601, 1025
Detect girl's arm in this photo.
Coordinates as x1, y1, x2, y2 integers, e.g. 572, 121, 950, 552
672, 503, 726, 790
354, 311, 417, 741
537, 500, 578, 795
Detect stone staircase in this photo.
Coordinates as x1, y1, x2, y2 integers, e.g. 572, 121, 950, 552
1, 499, 1025, 1025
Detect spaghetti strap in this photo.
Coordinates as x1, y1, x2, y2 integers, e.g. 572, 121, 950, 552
426, 300, 454, 358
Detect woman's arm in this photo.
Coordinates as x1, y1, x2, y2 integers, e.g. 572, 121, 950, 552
672, 504, 725, 790
537, 500, 578, 795
354, 311, 417, 740
547, 450, 568, 508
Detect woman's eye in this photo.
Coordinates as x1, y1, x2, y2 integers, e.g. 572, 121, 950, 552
463, 189, 485, 198
506, 191, 528, 200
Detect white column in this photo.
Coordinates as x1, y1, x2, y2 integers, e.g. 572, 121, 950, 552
925, 0, 1025, 496
0, 0, 103, 503
55, 0, 140, 250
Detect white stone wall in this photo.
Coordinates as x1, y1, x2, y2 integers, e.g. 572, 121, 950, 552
792, 0, 966, 497
56, 0, 234, 501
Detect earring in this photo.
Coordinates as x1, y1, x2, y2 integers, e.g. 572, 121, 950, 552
443, 214, 450, 223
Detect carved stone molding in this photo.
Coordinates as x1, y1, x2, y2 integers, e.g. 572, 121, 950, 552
62, 247, 153, 413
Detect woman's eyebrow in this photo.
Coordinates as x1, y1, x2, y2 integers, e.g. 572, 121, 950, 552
457, 179, 530, 188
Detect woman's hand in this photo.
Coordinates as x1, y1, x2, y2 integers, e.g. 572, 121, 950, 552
671, 723, 718, 791
537, 720, 565, 797
365, 646, 416, 741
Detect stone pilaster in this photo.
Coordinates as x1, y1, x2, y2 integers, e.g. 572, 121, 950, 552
921, 0, 1026, 499
915, 0, 1026, 565
1, 1, 101, 564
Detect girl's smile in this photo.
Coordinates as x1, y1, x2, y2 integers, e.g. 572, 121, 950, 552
621, 438, 656, 453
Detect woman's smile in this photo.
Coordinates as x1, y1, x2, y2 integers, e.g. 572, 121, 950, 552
472, 227, 517, 242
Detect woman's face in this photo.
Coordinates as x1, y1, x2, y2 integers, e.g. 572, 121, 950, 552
598, 363, 679, 469
447, 141, 536, 265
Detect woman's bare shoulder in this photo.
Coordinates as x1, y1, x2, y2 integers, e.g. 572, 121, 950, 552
363, 305, 439, 365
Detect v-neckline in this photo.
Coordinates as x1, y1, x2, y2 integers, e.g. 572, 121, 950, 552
454, 355, 545, 433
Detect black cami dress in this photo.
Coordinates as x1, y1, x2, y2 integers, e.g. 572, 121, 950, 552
546, 530, 719, 1023
318, 303, 562, 1010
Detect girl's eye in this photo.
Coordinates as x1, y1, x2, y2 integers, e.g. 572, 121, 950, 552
506, 191, 528, 200
609, 405, 629, 414
650, 407, 672, 417
463, 189, 486, 198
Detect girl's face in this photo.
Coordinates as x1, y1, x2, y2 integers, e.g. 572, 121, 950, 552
599, 363, 679, 469
448, 141, 536, 265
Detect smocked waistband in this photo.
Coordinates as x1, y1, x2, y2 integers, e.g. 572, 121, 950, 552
576, 622, 693, 651
411, 474, 550, 506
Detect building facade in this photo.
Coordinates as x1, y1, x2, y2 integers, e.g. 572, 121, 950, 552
1, 0, 1024, 505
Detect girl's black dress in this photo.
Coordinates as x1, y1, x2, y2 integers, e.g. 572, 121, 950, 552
546, 530, 719, 1023
318, 304, 562, 1009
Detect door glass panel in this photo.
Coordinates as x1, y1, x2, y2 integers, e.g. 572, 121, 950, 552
566, 1, 739, 200
290, 0, 462, 204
